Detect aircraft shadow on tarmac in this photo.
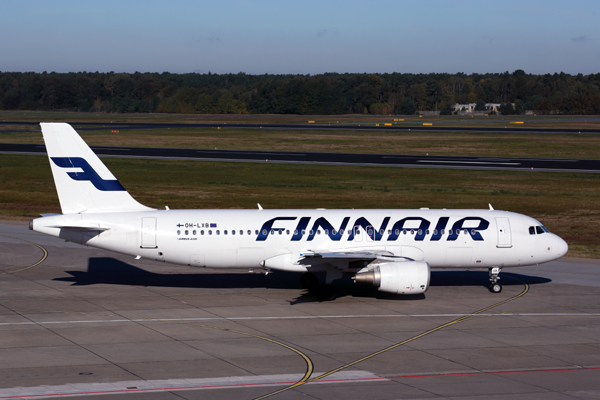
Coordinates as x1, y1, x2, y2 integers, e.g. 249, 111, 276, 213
53, 257, 552, 303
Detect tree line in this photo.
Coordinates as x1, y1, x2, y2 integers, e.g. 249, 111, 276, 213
1, 69, 599, 115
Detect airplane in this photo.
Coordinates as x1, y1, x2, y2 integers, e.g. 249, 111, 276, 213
30, 123, 568, 301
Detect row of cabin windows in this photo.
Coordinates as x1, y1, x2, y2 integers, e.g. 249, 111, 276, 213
177, 229, 256, 236
529, 225, 549, 235
176, 228, 481, 236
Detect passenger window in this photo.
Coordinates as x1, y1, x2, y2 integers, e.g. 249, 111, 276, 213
224, 230, 228, 235
240, 230, 243, 235
529, 226, 535, 235
255, 230, 258, 235
185, 230, 189, 235
193, 230, 196, 235
177, 230, 181, 235
201, 230, 204, 235
231, 230, 235, 235
208, 230, 212, 235
216, 230, 220, 235
536, 226, 545, 234
286, 230, 290, 235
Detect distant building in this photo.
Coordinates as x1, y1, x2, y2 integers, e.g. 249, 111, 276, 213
452, 103, 508, 114
453, 103, 476, 113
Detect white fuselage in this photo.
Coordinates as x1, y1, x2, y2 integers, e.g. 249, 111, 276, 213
32, 208, 568, 272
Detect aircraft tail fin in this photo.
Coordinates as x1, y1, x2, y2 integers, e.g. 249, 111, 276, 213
40, 122, 153, 214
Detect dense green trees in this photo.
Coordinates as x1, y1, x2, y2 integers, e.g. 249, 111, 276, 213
0, 70, 599, 114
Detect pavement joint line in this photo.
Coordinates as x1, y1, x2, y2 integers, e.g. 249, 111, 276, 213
2, 313, 600, 327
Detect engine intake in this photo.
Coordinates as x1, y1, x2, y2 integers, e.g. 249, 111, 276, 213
354, 261, 430, 295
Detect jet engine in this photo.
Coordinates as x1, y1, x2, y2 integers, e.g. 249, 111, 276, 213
353, 261, 430, 295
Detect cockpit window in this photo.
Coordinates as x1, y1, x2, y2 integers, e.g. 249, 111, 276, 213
529, 226, 535, 235
535, 226, 547, 234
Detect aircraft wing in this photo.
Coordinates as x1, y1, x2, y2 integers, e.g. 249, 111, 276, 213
299, 250, 412, 263
300, 251, 386, 260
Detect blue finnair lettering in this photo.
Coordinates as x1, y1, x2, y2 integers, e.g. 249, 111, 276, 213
255, 216, 491, 242
51, 157, 126, 191
347, 217, 390, 241
291, 217, 311, 241
387, 217, 431, 241
307, 217, 350, 241
257, 217, 297, 241
447, 217, 489, 241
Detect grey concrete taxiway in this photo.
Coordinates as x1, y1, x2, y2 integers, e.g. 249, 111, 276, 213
1, 220, 599, 400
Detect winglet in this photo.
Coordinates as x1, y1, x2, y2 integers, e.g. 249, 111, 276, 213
489, 203, 494, 210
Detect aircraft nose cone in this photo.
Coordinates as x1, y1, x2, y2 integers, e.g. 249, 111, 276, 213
556, 236, 569, 258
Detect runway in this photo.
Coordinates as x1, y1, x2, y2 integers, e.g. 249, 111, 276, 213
2, 142, 600, 173
1, 221, 599, 399
2, 120, 600, 134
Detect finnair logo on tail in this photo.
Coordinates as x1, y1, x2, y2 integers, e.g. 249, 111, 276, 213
51, 157, 126, 191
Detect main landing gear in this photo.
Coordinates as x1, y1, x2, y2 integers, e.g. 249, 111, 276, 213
299, 271, 339, 301
489, 267, 502, 293
300, 272, 319, 291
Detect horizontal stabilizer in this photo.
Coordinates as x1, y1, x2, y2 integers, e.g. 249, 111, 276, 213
51, 225, 110, 232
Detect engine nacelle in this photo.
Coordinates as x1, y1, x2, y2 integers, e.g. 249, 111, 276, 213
354, 261, 430, 295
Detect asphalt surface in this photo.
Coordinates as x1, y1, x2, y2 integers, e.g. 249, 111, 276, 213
1, 120, 600, 134
1, 221, 600, 399
2, 142, 600, 173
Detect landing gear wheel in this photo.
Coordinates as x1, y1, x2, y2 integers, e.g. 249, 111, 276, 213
489, 283, 502, 293
488, 267, 502, 293
317, 284, 337, 301
300, 272, 319, 291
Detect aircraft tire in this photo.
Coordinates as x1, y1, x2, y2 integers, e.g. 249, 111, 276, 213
300, 272, 319, 291
489, 283, 502, 293
317, 284, 337, 301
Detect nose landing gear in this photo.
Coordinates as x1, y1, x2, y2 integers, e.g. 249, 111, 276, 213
489, 267, 502, 293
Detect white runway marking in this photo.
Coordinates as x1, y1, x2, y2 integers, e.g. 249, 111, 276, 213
1, 313, 598, 327
0, 371, 381, 399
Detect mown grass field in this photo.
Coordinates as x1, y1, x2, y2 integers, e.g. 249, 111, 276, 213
2, 127, 600, 160
1, 154, 598, 258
